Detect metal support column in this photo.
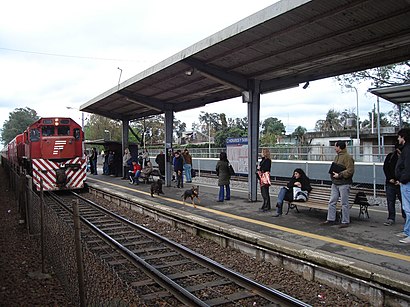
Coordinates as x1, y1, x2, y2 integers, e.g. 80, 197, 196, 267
164, 109, 174, 187
122, 119, 130, 177
246, 80, 260, 202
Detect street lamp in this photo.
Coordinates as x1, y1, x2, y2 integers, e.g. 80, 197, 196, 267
346, 85, 359, 145
104, 129, 111, 140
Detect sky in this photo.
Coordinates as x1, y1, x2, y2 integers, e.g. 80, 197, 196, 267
0, 0, 395, 142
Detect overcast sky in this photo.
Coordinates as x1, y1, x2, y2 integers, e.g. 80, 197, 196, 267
0, 0, 394, 141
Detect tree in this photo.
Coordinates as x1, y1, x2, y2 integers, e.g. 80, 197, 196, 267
87, 114, 122, 141
260, 117, 285, 146
292, 126, 307, 144
315, 109, 342, 132
1, 107, 39, 145
335, 61, 410, 124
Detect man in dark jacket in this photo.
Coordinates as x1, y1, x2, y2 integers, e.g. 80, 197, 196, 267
395, 128, 410, 244
322, 140, 354, 228
173, 150, 184, 188
383, 143, 405, 226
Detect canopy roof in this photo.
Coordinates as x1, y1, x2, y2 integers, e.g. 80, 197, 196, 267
81, 0, 410, 121
369, 84, 410, 106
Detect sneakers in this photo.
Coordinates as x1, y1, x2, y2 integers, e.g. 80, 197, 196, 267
383, 219, 394, 226
396, 232, 407, 238
272, 213, 282, 217
339, 223, 349, 228
399, 236, 410, 244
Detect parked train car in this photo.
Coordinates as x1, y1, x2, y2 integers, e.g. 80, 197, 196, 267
3, 117, 86, 191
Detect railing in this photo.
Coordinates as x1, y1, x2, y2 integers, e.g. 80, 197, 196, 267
146, 145, 393, 162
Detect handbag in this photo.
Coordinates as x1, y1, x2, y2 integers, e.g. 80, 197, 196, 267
257, 171, 271, 186
228, 163, 236, 176
293, 187, 308, 202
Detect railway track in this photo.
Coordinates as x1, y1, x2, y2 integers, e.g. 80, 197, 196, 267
45, 191, 310, 306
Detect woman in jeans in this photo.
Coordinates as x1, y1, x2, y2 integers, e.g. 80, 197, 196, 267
216, 152, 231, 202
273, 168, 312, 217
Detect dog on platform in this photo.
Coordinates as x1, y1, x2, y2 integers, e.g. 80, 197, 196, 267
150, 179, 164, 197
182, 185, 200, 207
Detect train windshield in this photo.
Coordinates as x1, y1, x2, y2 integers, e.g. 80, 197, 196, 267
42, 126, 55, 136
30, 129, 40, 141
57, 126, 70, 136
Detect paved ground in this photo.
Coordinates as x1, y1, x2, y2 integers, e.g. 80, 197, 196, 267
86, 172, 410, 292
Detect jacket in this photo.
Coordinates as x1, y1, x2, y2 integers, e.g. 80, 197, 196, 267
182, 152, 192, 165
395, 142, 410, 184
216, 160, 231, 186
259, 157, 271, 173
286, 177, 312, 192
331, 148, 354, 185
383, 150, 399, 185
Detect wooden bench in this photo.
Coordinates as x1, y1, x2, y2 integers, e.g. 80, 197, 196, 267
286, 187, 378, 219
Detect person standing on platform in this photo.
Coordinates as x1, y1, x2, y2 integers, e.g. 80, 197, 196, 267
122, 148, 132, 179
155, 150, 166, 177
182, 148, 193, 183
395, 128, 410, 244
91, 147, 98, 175
216, 151, 231, 202
173, 150, 184, 188
383, 143, 405, 226
258, 148, 272, 212
142, 148, 149, 168
322, 140, 354, 228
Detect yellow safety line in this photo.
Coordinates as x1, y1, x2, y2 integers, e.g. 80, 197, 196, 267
88, 178, 410, 262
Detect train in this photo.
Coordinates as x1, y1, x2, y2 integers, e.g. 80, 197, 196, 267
1, 117, 86, 191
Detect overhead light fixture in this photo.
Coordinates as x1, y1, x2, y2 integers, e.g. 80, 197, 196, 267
303, 81, 310, 89
185, 68, 195, 76
242, 90, 252, 103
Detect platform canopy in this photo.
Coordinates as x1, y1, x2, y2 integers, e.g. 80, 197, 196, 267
369, 84, 410, 106
81, 0, 410, 121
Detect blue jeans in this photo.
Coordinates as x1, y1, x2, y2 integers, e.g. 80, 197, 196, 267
400, 182, 410, 237
218, 185, 230, 201
327, 184, 350, 224
184, 164, 192, 182
275, 187, 290, 214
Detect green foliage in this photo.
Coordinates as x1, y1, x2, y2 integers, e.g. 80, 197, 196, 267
292, 126, 307, 144
214, 127, 247, 147
335, 61, 410, 125
261, 117, 285, 135
1, 107, 39, 145
259, 117, 285, 145
86, 114, 122, 141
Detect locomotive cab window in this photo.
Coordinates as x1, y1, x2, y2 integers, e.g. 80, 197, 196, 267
58, 126, 70, 136
74, 128, 80, 140
30, 129, 40, 141
42, 126, 54, 136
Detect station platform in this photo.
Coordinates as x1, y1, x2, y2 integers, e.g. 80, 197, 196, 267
85, 173, 410, 297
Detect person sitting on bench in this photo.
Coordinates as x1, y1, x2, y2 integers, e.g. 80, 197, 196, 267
140, 161, 153, 183
273, 168, 312, 217
129, 161, 142, 185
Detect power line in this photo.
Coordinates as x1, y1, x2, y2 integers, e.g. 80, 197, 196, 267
0, 47, 143, 62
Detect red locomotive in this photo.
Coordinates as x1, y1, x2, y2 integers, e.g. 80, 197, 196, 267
2, 117, 86, 191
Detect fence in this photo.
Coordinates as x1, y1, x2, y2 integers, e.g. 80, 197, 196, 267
3, 161, 140, 306
147, 144, 393, 163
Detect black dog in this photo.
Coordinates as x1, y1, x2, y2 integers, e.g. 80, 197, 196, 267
150, 179, 164, 197
181, 186, 200, 207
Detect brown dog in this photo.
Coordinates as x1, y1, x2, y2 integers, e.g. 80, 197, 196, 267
181, 186, 200, 207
